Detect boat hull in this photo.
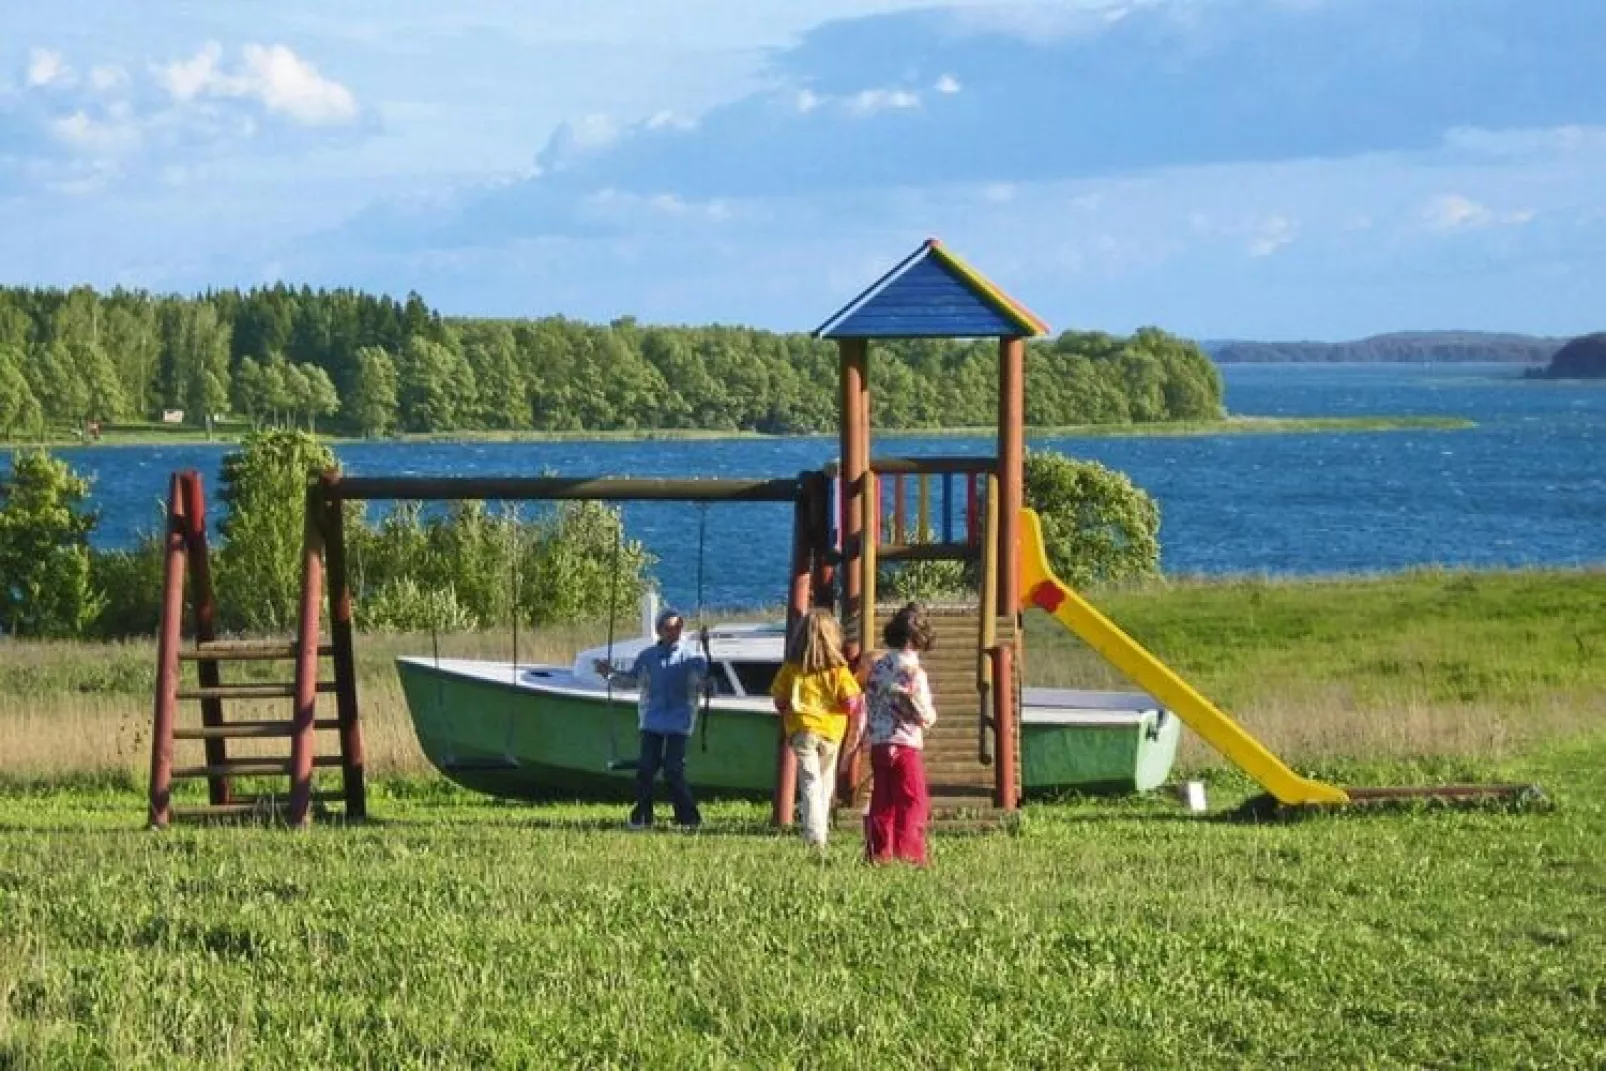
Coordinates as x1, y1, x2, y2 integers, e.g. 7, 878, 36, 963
397, 659, 779, 800
396, 661, 1181, 801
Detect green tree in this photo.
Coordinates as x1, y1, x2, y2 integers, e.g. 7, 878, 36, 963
349, 346, 398, 437
0, 451, 104, 636
300, 363, 340, 433
0, 348, 43, 439
215, 430, 336, 631
1023, 449, 1161, 588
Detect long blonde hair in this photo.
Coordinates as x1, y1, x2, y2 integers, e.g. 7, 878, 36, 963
786, 608, 847, 674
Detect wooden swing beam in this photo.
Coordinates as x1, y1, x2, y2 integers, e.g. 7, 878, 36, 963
320, 475, 800, 503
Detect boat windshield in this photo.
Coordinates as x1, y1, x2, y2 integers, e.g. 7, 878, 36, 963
729, 660, 783, 697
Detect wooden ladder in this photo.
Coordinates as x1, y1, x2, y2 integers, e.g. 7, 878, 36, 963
147, 470, 366, 828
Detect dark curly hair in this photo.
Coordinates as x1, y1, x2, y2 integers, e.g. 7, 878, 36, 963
882, 602, 934, 652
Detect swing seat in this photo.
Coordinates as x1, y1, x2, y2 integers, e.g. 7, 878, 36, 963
606, 758, 640, 772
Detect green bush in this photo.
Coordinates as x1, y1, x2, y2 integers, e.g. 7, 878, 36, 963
214, 429, 335, 632
90, 534, 167, 638
1024, 449, 1160, 588
0, 451, 104, 637
357, 577, 480, 633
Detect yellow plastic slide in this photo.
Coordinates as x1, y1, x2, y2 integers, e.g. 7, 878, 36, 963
1017, 509, 1349, 806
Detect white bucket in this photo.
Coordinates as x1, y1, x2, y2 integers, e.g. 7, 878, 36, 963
1179, 780, 1208, 813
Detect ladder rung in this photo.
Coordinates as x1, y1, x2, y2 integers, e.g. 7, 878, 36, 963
174, 719, 342, 740
169, 791, 348, 820
176, 682, 337, 700
179, 642, 335, 662
171, 756, 344, 779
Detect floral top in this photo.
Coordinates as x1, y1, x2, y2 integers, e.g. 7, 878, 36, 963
864, 650, 938, 749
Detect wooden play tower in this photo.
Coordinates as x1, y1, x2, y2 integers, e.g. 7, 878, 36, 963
775, 238, 1052, 820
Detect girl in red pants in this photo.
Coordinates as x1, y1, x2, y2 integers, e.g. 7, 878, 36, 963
861, 603, 938, 866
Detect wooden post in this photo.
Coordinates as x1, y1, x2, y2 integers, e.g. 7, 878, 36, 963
859, 468, 878, 658
287, 487, 325, 828
997, 337, 1025, 620
180, 472, 230, 806
319, 472, 367, 821
774, 481, 812, 827
806, 471, 834, 609
992, 643, 1018, 810
148, 473, 190, 829
839, 339, 868, 647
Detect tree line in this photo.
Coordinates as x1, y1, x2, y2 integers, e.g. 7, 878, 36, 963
0, 284, 1223, 439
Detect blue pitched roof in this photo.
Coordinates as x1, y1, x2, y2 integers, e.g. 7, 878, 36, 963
813, 239, 1050, 340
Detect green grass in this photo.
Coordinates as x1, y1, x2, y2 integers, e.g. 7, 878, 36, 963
2, 568, 1604, 1064
0, 735, 1600, 1067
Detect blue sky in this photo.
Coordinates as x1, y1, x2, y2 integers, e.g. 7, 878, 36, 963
3, 0, 1604, 340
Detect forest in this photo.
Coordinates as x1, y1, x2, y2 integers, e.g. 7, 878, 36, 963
0, 284, 1224, 438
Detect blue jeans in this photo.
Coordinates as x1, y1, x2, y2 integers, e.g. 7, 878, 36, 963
633, 731, 701, 827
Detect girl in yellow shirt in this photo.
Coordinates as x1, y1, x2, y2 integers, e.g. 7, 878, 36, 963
770, 608, 863, 847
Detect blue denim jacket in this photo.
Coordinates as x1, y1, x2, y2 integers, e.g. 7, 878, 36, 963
614, 640, 709, 736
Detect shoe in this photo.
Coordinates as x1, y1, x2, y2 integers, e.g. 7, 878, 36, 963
626, 817, 652, 831
675, 821, 702, 833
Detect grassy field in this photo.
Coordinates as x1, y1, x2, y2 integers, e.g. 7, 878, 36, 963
1, 569, 1603, 1065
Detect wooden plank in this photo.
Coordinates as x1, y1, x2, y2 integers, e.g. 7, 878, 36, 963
171, 756, 342, 779
174, 720, 341, 740
176, 682, 337, 700
180, 642, 334, 662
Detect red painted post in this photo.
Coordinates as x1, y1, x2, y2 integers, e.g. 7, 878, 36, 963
319, 472, 367, 821
287, 488, 325, 828
998, 337, 1025, 620
180, 473, 230, 806
965, 474, 979, 545
774, 482, 812, 827
148, 473, 189, 829
839, 339, 868, 642
993, 643, 1018, 810
807, 472, 835, 609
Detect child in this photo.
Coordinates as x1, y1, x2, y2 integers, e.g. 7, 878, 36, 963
592, 607, 709, 830
770, 608, 863, 847
862, 602, 938, 866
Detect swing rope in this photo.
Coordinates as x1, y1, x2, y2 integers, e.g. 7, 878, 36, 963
695, 502, 712, 753
509, 504, 521, 684
603, 514, 633, 771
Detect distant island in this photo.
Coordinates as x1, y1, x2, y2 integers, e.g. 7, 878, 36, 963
1527, 333, 1606, 380
1204, 331, 1564, 364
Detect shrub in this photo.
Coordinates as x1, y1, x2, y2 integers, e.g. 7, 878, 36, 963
214, 429, 335, 632
1023, 449, 1160, 588
0, 451, 104, 637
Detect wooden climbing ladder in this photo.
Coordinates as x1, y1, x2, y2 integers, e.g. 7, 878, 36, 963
147, 470, 366, 828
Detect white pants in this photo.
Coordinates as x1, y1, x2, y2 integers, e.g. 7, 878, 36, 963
789, 731, 841, 846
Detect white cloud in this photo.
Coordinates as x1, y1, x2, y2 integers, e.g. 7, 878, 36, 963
1248, 214, 1297, 256
87, 65, 128, 93
846, 88, 920, 115
49, 110, 141, 155
934, 73, 962, 94
795, 89, 823, 113
983, 182, 1016, 203
26, 48, 69, 88
1421, 193, 1534, 232
645, 110, 695, 131
155, 42, 359, 125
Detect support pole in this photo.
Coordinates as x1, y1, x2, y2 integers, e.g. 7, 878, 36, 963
838, 338, 868, 654
774, 480, 812, 827
148, 473, 189, 829
319, 472, 367, 821
997, 337, 1025, 620
287, 487, 326, 828
992, 643, 1018, 810
806, 471, 834, 609
180, 472, 229, 806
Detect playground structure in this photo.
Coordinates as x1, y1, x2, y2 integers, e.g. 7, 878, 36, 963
148, 238, 1536, 827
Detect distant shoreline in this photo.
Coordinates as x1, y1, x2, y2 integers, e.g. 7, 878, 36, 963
1, 414, 1474, 450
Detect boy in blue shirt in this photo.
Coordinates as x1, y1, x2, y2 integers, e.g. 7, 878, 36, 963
593, 607, 710, 829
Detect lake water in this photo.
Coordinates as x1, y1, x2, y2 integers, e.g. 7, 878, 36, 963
9, 364, 1605, 609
